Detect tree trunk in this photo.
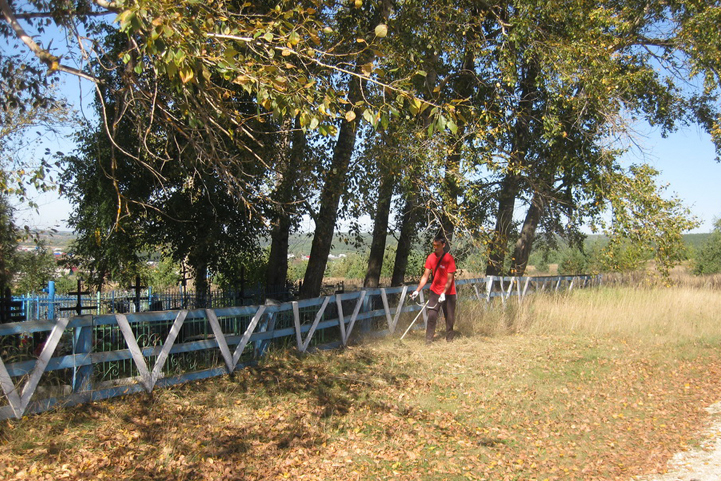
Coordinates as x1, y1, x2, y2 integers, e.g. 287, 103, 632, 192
391, 191, 420, 286
485, 61, 538, 276
363, 169, 395, 288
193, 261, 209, 308
299, 0, 391, 299
300, 110, 360, 299
265, 117, 306, 299
486, 173, 521, 276
510, 191, 546, 276
265, 214, 292, 296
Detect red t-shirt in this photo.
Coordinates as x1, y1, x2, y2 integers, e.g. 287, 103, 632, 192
425, 252, 456, 295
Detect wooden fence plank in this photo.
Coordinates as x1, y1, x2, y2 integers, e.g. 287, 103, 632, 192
18, 317, 70, 417
206, 309, 234, 373
301, 297, 330, 353
150, 310, 188, 387
115, 313, 152, 392
231, 305, 266, 367
342, 290, 367, 345
0, 356, 22, 418
292, 302, 302, 351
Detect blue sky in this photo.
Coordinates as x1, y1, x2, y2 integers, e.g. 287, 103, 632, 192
623, 125, 719, 233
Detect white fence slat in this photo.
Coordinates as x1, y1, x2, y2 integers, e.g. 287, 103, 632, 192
391, 286, 409, 334
231, 305, 267, 367
301, 297, 330, 353
115, 314, 152, 392
522, 277, 531, 299
292, 302, 302, 351
342, 290, 367, 345
18, 316, 71, 415
336, 295, 347, 342
0, 356, 22, 418
206, 309, 235, 373
472, 284, 482, 304
149, 309, 188, 387
379, 289, 393, 333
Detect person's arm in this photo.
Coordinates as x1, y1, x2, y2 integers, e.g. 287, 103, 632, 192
413, 268, 433, 296
443, 271, 455, 294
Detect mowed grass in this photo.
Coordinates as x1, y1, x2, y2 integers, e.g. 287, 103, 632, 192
3, 285, 721, 480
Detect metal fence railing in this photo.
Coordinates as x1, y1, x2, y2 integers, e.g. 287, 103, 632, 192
0, 274, 600, 420
6, 282, 300, 322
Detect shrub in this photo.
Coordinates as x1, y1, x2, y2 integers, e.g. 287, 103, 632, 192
694, 219, 721, 275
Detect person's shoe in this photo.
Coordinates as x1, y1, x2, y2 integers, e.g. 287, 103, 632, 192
446, 330, 458, 342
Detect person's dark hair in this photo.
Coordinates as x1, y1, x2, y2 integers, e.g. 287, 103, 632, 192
433, 235, 446, 244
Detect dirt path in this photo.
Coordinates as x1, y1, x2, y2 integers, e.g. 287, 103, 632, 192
637, 402, 721, 481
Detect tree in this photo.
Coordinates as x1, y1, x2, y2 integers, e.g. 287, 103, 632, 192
693, 219, 721, 275
0, 193, 17, 290
299, 0, 393, 298
1, 99, 72, 292
12, 240, 56, 293
264, 116, 312, 298
598, 164, 698, 279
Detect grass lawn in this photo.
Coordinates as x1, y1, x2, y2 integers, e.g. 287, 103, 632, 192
2, 285, 721, 480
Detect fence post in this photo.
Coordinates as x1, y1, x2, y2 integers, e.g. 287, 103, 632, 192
73, 315, 94, 393
47, 281, 55, 320
361, 290, 372, 333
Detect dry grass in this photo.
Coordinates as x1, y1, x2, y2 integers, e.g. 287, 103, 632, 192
520, 286, 721, 342
3, 284, 721, 480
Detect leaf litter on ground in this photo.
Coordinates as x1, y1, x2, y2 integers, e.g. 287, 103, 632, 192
2, 300, 721, 480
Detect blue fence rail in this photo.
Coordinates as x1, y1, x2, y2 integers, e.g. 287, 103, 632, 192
0, 275, 599, 420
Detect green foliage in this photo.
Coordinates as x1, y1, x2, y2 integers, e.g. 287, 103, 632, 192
287, 259, 307, 283
557, 248, 587, 276
693, 219, 721, 275
12, 241, 57, 293
326, 253, 366, 280
599, 164, 698, 278
1, 102, 73, 204
146, 257, 182, 290
54, 273, 79, 295
214, 250, 269, 291
0, 193, 18, 288
5, 0, 721, 292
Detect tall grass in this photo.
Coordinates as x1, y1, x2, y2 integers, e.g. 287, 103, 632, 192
453, 284, 721, 344
522, 286, 721, 343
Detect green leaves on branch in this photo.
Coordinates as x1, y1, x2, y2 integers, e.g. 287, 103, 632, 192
112, 0, 457, 137
599, 164, 699, 279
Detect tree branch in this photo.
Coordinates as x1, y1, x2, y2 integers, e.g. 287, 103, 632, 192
0, 0, 100, 83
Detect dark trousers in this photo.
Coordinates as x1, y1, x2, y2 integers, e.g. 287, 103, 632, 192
425, 291, 456, 342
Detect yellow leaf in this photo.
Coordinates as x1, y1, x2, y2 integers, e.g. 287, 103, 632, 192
179, 66, 194, 84
345, 110, 356, 122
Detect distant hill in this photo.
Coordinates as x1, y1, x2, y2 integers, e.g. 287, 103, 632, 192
20, 229, 713, 258
682, 233, 712, 253
19, 230, 76, 251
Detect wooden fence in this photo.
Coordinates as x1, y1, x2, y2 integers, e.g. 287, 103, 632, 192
0, 274, 599, 420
